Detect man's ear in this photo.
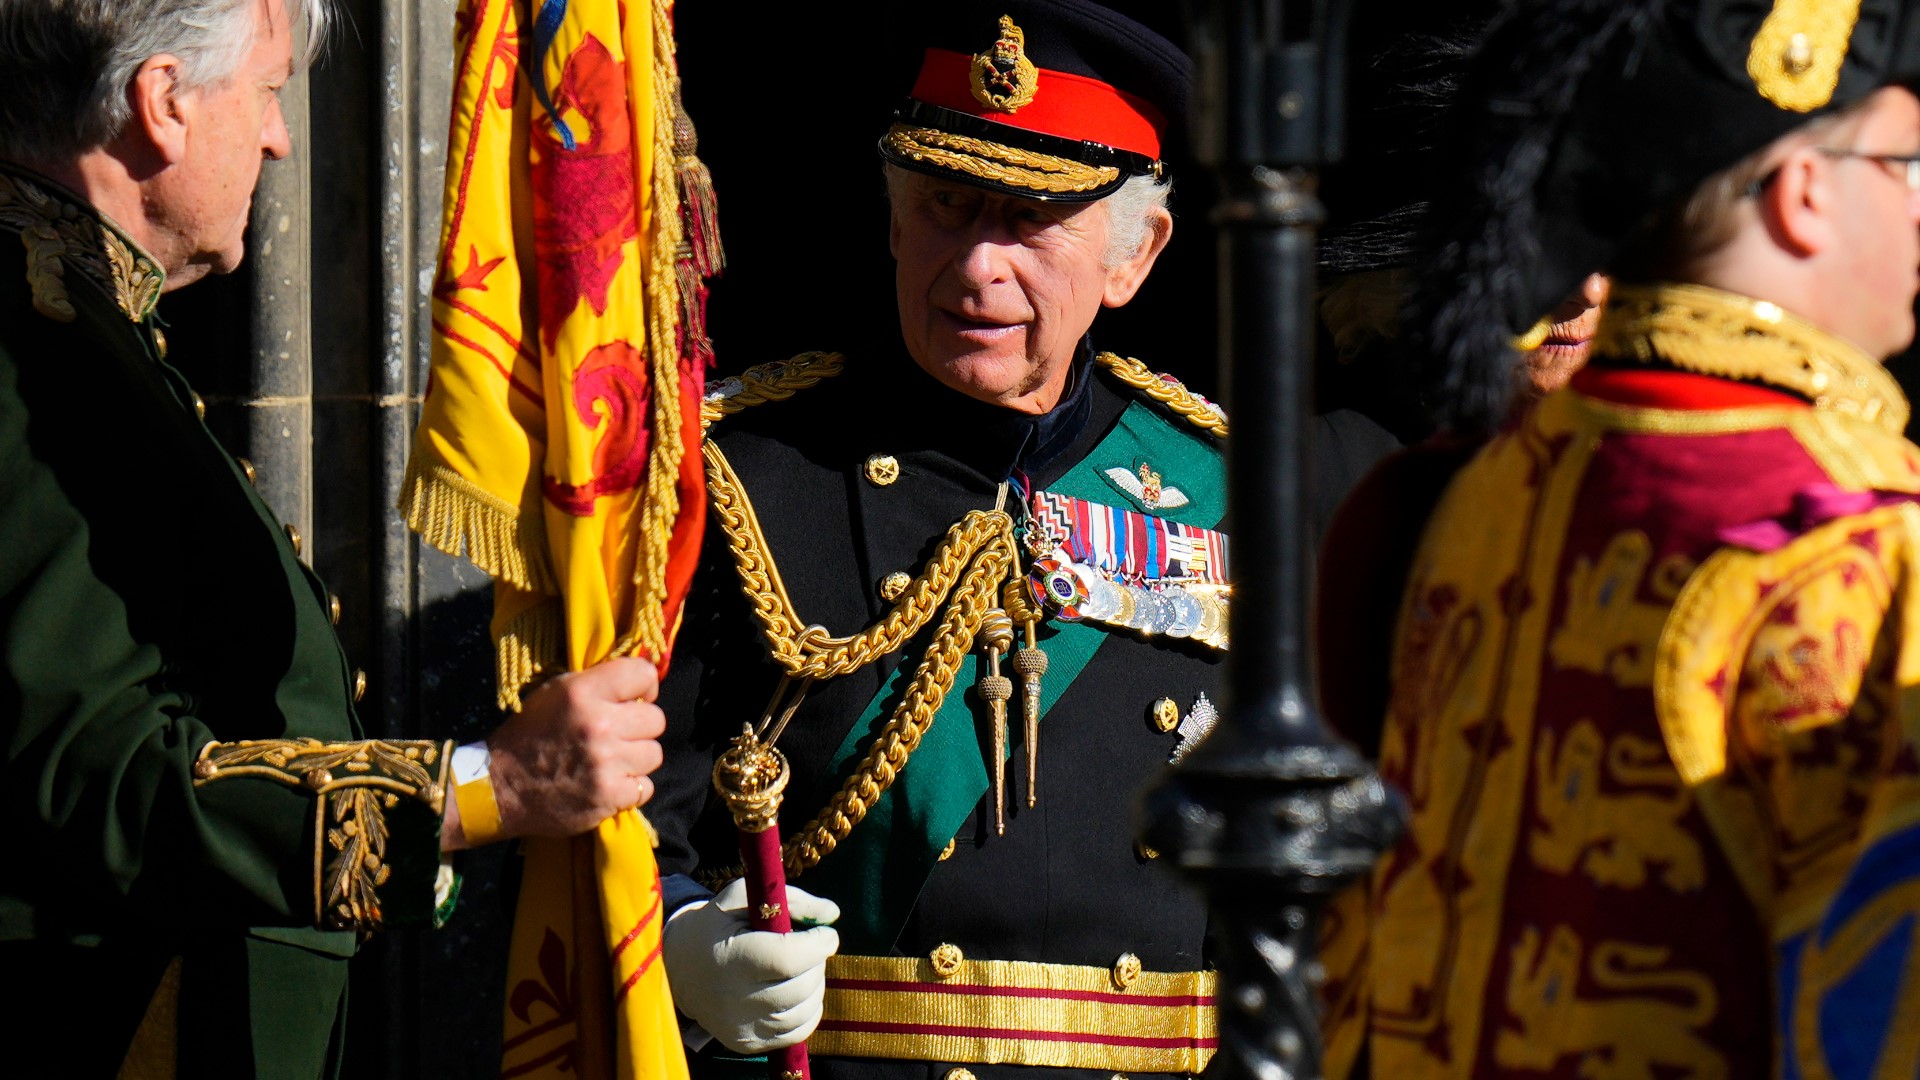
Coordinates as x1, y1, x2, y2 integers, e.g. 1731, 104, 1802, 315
127, 54, 190, 166
1760, 146, 1835, 257
1102, 205, 1172, 308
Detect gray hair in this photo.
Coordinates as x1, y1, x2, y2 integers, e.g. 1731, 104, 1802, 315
0, 0, 329, 165
1099, 173, 1171, 269
882, 163, 1172, 269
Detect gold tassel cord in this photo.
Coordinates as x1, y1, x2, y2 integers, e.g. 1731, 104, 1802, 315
705, 440, 1017, 681
691, 516, 1020, 884
613, 0, 695, 665
783, 523, 1018, 874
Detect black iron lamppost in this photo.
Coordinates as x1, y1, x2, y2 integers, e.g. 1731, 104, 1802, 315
1140, 3, 1406, 1077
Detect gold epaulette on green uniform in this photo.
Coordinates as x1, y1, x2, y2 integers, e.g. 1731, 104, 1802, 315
193, 737, 453, 931
1095, 351, 1228, 438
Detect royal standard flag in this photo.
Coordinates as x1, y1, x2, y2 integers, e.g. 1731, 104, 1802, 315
402, 0, 718, 1074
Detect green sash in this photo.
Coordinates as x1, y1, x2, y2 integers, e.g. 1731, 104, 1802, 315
799, 402, 1225, 951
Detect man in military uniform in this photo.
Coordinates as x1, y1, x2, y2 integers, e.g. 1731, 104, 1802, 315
651, 3, 1225, 1076
0, 2, 668, 1075
1325, 1, 1920, 1076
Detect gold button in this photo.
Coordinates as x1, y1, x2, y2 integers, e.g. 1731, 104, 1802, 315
1135, 840, 1160, 861
191, 392, 206, 420
938, 838, 956, 862
929, 943, 964, 978
352, 669, 368, 702
1149, 697, 1180, 733
879, 571, 912, 602
237, 456, 257, 484
152, 328, 168, 359
284, 523, 301, 555
304, 767, 333, 791
864, 453, 900, 487
1112, 952, 1142, 990
944, 1070, 976, 1080
328, 593, 342, 625
1785, 32, 1813, 75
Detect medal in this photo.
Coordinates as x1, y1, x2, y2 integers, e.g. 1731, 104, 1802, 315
1019, 486, 1232, 649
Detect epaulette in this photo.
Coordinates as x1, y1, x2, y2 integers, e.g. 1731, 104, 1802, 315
701, 351, 845, 431
1095, 351, 1228, 439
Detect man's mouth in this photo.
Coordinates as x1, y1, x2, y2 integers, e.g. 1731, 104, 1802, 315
937, 309, 1024, 340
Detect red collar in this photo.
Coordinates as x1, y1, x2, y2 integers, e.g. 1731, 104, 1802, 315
1570, 365, 1808, 411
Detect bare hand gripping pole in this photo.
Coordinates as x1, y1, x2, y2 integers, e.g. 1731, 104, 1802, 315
1139, 4, 1405, 1078
713, 725, 811, 1080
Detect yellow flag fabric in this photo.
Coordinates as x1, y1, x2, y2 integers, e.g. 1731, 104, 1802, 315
403, 0, 707, 1075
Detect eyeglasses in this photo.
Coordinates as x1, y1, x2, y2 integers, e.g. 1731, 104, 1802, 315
1747, 149, 1920, 195
1818, 149, 1920, 191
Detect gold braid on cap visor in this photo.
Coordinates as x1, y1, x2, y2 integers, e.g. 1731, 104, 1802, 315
884, 123, 1122, 195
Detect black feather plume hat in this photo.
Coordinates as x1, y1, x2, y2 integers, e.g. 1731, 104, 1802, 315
1413, 0, 1920, 434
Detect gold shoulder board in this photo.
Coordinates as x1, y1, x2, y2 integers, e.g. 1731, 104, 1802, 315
1095, 352, 1228, 439
702, 352, 845, 430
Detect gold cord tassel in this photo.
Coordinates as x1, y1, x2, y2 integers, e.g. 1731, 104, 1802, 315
1003, 580, 1047, 807
978, 609, 1016, 835
671, 82, 723, 369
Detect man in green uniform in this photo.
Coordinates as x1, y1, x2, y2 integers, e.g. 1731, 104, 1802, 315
0, 1, 669, 1075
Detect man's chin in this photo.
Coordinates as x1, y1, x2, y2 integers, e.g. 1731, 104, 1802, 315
911, 352, 1066, 414
164, 248, 246, 292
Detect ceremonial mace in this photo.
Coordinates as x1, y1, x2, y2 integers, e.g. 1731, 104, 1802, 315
714, 715, 810, 1080
1139, 3, 1405, 1078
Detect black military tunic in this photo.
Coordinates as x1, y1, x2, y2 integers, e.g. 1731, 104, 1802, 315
653, 346, 1225, 1080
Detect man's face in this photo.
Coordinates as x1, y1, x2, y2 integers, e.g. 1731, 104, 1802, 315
1824, 86, 1920, 358
890, 172, 1131, 414
151, 0, 294, 283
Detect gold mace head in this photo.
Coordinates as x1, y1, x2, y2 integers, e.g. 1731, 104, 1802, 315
712, 725, 792, 832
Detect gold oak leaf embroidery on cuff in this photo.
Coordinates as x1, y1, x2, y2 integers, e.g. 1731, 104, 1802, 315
192, 738, 453, 931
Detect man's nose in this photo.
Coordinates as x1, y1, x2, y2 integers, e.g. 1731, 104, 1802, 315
953, 232, 1012, 289
1577, 272, 1609, 308
262, 98, 292, 161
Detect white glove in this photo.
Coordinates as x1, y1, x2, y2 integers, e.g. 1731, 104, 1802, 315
664, 877, 842, 1054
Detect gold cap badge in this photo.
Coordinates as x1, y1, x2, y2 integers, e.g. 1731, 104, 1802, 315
971, 15, 1039, 113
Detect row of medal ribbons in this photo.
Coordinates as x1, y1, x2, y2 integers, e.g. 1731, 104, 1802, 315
1023, 488, 1230, 650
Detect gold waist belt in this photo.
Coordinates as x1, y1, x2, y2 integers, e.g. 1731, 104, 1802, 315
811, 952, 1218, 1075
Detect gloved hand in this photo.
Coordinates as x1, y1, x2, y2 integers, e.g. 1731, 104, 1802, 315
663, 877, 842, 1054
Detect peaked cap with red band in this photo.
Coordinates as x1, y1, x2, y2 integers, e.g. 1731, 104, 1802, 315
880, 0, 1189, 202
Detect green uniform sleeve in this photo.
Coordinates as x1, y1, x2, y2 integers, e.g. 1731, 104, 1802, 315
0, 330, 449, 938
